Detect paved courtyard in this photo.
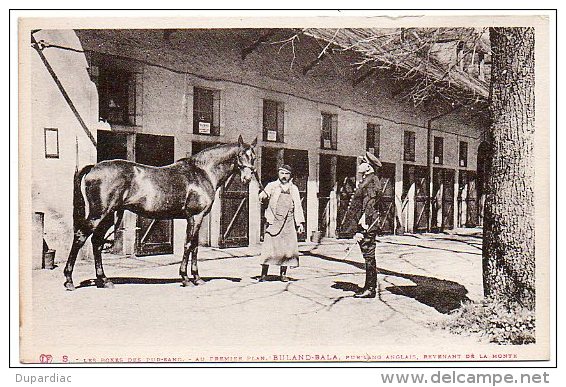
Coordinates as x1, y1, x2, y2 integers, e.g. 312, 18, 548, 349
24, 228, 490, 363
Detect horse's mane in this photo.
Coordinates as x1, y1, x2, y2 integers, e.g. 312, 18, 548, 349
178, 143, 239, 167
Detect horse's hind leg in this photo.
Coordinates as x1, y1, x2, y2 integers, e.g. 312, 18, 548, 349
179, 216, 194, 287
92, 215, 115, 289
64, 226, 92, 291
179, 213, 205, 287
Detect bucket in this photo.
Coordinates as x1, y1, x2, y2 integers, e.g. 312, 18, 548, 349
310, 231, 323, 243
43, 249, 56, 270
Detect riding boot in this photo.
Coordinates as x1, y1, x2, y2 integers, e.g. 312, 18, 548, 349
280, 266, 289, 282
259, 264, 269, 282
355, 231, 377, 298
355, 258, 377, 298
355, 269, 370, 295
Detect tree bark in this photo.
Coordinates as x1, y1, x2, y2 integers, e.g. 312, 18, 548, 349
483, 27, 535, 309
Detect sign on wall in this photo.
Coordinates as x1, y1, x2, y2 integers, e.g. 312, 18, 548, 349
266, 130, 277, 141
44, 128, 59, 158
198, 122, 211, 134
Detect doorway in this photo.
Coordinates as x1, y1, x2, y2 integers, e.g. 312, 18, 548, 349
134, 133, 175, 256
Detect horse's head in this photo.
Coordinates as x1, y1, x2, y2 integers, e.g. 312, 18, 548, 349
236, 135, 258, 184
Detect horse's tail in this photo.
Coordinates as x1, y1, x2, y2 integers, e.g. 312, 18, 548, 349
73, 165, 94, 227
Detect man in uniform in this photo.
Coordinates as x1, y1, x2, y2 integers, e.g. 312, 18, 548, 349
341, 151, 383, 298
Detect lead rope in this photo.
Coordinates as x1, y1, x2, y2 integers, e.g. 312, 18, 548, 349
253, 169, 267, 195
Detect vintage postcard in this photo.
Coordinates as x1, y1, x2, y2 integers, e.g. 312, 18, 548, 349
17, 12, 552, 364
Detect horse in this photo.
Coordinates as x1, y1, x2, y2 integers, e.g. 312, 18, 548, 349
63, 135, 257, 291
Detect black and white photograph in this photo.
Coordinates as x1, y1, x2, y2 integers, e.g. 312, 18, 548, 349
17, 13, 552, 365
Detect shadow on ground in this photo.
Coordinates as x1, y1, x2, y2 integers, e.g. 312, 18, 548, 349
331, 281, 363, 293
380, 269, 470, 314
77, 276, 241, 288
378, 240, 481, 255
250, 275, 298, 282
445, 229, 483, 238
304, 250, 470, 314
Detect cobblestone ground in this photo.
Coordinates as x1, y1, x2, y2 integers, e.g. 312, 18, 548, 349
25, 228, 489, 363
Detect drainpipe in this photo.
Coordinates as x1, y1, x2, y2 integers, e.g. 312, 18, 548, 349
426, 104, 464, 232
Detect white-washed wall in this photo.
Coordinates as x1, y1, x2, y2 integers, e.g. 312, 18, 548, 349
31, 30, 105, 266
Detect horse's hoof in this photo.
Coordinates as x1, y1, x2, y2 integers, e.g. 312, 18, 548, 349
64, 282, 75, 291
181, 279, 195, 287
193, 278, 206, 286
103, 281, 115, 289
96, 280, 114, 289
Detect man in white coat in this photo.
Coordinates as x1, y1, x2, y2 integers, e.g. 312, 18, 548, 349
258, 164, 305, 282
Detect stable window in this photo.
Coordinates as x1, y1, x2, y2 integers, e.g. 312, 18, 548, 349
193, 87, 220, 136
321, 113, 338, 150
366, 123, 380, 157
459, 141, 468, 167
263, 100, 284, 142
433, 136, 444, 165
403, 130, 416, 162
98, 67, 137, 125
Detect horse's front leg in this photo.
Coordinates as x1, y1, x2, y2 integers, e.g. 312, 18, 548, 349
190, 236, 205, 286
189, 213, 206, 285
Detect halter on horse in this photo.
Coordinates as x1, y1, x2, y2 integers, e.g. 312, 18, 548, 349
63, 135, 257, 290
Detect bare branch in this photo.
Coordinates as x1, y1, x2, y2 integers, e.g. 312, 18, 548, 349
271, 27, 490, 107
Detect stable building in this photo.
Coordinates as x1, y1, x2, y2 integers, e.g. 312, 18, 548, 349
29, 28, 489, 267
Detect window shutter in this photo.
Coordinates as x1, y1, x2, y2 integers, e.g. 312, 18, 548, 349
192, 87, 200, 134
128, 68, 143, 126
262, 101, 268, 140
127, 75, 136, 125
367, 123, 380, 156
434, 136, 444, 164
277, 102, 285, 142
213, 90, 221, 135
320, 114, 324, 149
366, 124, 374, 152
404, 130, 415, 161
331, 114, 338, 150
375, 124, 381, 157
410, 132, 415, 161
460, 141, 468, 167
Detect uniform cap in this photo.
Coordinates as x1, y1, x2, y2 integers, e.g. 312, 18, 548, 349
363, 151, 382, 169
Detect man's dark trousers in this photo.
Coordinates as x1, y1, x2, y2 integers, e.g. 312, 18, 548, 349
358, 229, 377, 290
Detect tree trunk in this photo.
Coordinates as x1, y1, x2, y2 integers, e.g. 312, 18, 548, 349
482, 27, 535, 309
